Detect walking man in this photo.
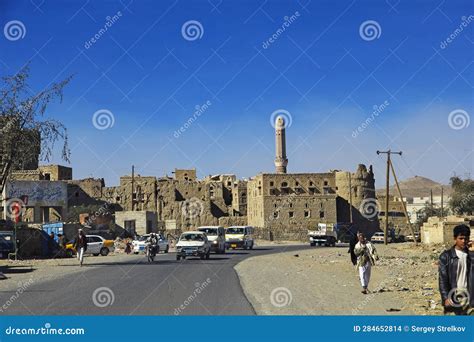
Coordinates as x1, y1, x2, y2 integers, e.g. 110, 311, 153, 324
74, 229, 88, 267
354, 232, 378, 294
439, 224, 473, 315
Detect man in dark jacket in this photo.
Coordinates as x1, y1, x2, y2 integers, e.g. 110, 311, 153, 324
74, 229, 88, 267
438, 224, 473, 315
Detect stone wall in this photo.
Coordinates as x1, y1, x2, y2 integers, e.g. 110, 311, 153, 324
115, 210, 158, 236
38, 165, 72, 181
421, 215, 474, 244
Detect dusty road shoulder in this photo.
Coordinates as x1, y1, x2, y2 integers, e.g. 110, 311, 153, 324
235, 244, 442, 315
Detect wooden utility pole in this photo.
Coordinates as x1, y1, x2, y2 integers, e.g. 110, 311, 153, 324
430, 189, 434, 211
377, 150, 401, 245
441, 187, 444, 218
131, 165, 135, 211
389, 159, 418, 246
348, 172, 353, 223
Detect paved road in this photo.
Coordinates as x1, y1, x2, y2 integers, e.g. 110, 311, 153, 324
0, 245, 309, 315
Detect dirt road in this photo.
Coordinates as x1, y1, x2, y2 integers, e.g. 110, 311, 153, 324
235, 243, 443, 315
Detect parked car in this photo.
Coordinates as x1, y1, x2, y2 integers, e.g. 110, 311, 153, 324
371, 232, 392, 243
65, 235, 114, 257
197, 226, 225, 254
0, 231, 14, 258
132, 233, 169, 254
405, 233, 420, 242
225, 226, 254, 250
176, 231, 211, 260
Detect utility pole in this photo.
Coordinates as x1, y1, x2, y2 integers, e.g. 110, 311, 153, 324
430, 189, 433, 212
131, 165, 135, 211
348, 172, 353, 223
441, 187, 444, 218
389, 159, 418, 246
376, 150, 401, 245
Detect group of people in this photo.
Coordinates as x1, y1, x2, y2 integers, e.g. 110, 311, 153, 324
349, 225, 473, 315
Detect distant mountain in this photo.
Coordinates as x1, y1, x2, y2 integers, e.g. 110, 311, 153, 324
376, 176, 451, 198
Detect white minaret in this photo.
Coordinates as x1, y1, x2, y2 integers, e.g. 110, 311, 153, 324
274, 116, 288, 174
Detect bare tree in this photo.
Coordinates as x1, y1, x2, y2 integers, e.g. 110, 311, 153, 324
0, 65, 72, 193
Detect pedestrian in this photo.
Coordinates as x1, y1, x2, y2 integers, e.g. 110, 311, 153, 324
48, 232, 55, 257
354, 232, 378, 294
57, 234, 65, 249
74, 229, 88, 267
348, 229, 358, 266
439, 224, 473, 315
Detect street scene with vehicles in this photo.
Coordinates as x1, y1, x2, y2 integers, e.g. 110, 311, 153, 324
0, 0, 472, 320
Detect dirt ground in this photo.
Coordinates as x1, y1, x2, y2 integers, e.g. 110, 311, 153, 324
235, 242, 445, 315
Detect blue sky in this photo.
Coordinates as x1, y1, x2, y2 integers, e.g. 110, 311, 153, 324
0, 0, 472, 187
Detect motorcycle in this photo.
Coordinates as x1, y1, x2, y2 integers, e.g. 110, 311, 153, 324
145, 242, 157, 262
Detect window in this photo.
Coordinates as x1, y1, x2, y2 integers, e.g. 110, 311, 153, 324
324, 180, 328, 186
320, 211, 325, 218
198, 187, 201, 191
304, 210, 310, 218
273, 212, 279, 218
44, 173, 51, 180
309, 181, 314, 186
124, 220, 136, 232
289, 211, 294, 218
281, 182, 288, 187
274, 203, 278, 208
227, 181, 232, 186
270, 181, 274, 187
305, 203, 309, 208
289, 203, 293, 208
295, 181, 299, 186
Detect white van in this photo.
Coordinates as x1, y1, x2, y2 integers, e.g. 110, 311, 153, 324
225, 226, 254, 250
197, 226, 226, 254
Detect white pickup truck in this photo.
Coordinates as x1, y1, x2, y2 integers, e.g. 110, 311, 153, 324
308, 223, 337, 247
